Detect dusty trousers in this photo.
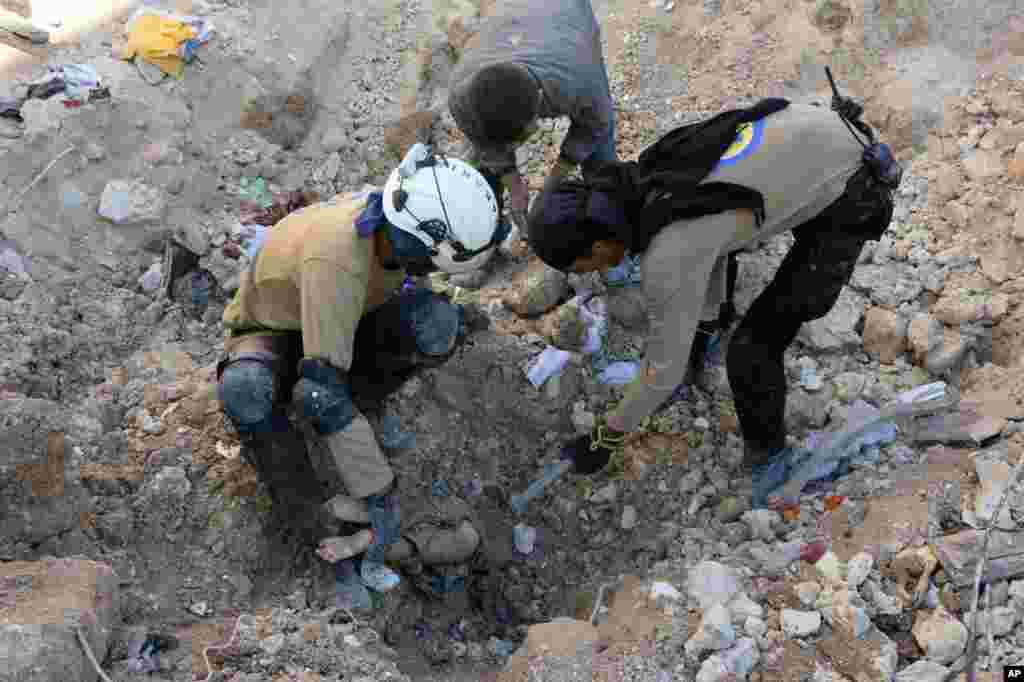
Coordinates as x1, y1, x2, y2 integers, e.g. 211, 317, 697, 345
726, 165, 895, 454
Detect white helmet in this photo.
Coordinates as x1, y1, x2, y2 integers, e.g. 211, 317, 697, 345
383, 143, 500, 274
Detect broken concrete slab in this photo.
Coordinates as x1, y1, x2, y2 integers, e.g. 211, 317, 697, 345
0, 404, 93, 551
0, 558, 119, 682
934, 528, 1024, 588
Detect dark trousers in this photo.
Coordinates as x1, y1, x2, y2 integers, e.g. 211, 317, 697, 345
726, 166, 895, 453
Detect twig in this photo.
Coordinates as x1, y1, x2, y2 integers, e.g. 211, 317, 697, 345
958, 450, 1024, 682
590, 581, 614, 626
985, 585, 994, 672
76, 626, 115, 682
17, 146, 76, 198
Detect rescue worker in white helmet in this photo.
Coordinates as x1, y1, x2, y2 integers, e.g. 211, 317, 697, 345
216, 144, 508, 598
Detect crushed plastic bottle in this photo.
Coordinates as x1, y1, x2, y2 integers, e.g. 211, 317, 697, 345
431, 479, 450, 498
379, 415, 415, 450
598, 360, 639, 385
772, 384, 956, 505
509, 459, 572, 514
238, 176, 272, 209
513, 523, 537, 555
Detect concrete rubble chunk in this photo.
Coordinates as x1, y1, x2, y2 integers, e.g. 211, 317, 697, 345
98, 180, 167, 225
862, 307, 909, 364
696, 637, 759, 682
847, 552, 874, 589
0, 559, 119, 682
686, 603, 736, 657
687, 561, 742, 610
795, 581, 821, 607
912, 607, 967, 664
780, 609, 821, 638
895, 660, 951, 682
728, 592, 763, 620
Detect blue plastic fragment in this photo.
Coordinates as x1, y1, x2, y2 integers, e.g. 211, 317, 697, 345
493, 639, 518, 657
431, 479, 451, 498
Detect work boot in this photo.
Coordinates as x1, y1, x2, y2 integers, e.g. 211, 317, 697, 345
242, 426, 329, 545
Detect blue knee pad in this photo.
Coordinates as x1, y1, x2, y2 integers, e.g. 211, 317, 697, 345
295, 358, 357, 436
218, 359, 281, 435
402, 289, 464, 357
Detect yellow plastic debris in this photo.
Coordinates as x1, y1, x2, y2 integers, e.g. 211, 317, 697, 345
120, 15, 194, 78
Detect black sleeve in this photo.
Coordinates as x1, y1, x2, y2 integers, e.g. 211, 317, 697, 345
479, 167, 506, 217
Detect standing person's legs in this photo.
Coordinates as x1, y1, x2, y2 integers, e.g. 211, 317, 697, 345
726, 167, 894, 470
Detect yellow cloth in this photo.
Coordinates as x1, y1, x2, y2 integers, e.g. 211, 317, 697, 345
120, 15, 194, 78
221, 193, 407, 372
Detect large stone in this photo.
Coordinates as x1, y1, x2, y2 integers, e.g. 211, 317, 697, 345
503, 259, 569, 317
687, 561, 741, 611
696, 637, 760, 682
850, 264, 924, 308
0, 559, 119, 682
685, 603, 736, 657
605, 286, 648, 330
98, 180, 167, 225
962, 149, 1006, 181
895, 660, 951, 682
907, 313, 944, 363
862, 307, 908, 364
924, 329, 971, 375
798, 288, 866, 351
785, 390, 828, 431
932, 291, 1010, 325
930, 165, 963, 200
912, 607, 967, 664
780, 609, 822, 638
0, 402, 92, 552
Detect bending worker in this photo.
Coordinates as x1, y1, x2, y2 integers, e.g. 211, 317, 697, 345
217, 144, 507, 572
448, 0, 617, 233
527, 92, 901, 506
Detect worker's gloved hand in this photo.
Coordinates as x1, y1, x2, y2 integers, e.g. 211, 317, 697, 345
561, 423, 626, 475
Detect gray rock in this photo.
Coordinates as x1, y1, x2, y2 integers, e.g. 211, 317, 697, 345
742, 509, 779, 541
686, 603, 736, 657
321, 126, 348, 152
0, 400, 92, 547
795, 582, 821, 608
979, 606, 1018, 637
620, 505, 638, 530
895, 660, 951, 682
785, 390, 828, 430
851, 263, 924, 308
687, 561, 741, 610
696, 637, 760, 682
173, 221, 211, 257
605, 286, 648, 330
728, 592, 764, 620
780, 609, 822, 638
98, 180, 167, 225
847, 552, 874, 589
0, 559, 119, 682
97, 506, 136, 547
744, 616, 767, 639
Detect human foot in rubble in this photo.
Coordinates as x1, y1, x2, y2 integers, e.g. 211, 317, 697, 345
316, 529, 374, 563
